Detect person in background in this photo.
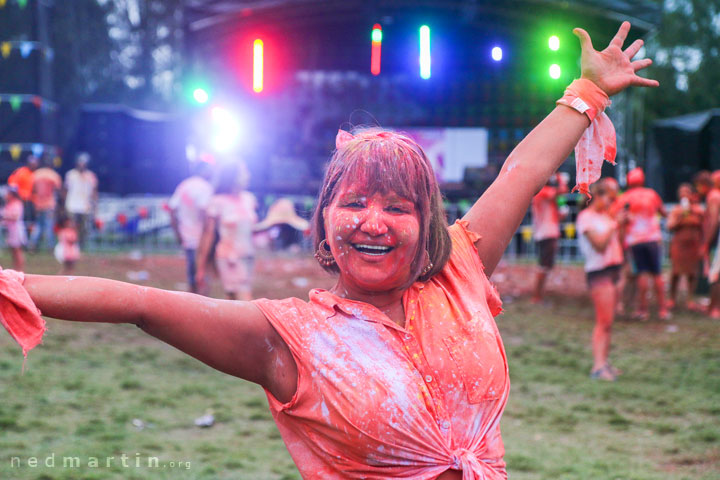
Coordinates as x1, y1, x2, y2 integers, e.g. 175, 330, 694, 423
530, 172, 568, 303
63, 152, 98, 248
667, 183, 704, 311
2, 186, 26, 271
29, 158, 62, 252
701, 170, 720, 318
8, 154, 39, 236
196, 161, 257, 301
168, 154, 215, 294
54, 216, 80, 275
577, 179, 625, 380
611, 167, 668, 320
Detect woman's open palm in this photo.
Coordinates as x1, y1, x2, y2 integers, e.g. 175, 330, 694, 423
575, 21, 659, 96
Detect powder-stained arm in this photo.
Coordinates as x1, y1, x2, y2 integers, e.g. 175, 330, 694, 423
21, 274, 294, 400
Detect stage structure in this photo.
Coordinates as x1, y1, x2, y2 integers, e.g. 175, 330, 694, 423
0, 0, 58, 180
183, 0, 660, 196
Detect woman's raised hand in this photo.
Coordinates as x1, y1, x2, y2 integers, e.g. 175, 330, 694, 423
574, 21, 659, 96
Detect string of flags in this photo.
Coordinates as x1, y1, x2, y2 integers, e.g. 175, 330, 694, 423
0, 93, 56, 112
0, 0, 30, 9
0, 41, 53, 60
0, 143, 61, 164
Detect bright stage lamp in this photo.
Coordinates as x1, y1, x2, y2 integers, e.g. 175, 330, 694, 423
549, 63, 561, 79
210, 107, 242, 153
548, 35, 560, 51
491, 46, 503, 61
192, 88, 209, 104
419, 25, 431, 79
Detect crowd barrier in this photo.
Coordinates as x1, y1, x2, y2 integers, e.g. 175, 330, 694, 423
3, 194, 672, 263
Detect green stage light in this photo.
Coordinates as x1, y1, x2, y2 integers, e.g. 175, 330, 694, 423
549, 64, 561, 79
548, 35, 560, 51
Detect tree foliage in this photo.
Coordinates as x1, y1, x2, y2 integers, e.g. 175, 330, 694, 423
645, 0, 720, 120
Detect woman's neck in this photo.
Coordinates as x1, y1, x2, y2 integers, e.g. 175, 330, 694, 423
331, 280, 407, 327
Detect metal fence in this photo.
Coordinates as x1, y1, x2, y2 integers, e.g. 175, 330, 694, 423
5, 193, 672, 262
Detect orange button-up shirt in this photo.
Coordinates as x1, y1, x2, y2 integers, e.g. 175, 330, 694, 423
253, 221, 509, 479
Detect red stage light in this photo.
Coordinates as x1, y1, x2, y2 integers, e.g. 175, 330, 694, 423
371, 24, 382, 76
253, 39, 264, 92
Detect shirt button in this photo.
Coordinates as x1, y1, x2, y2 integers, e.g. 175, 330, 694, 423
425, 375, 433, 383
441, 420, 451, 429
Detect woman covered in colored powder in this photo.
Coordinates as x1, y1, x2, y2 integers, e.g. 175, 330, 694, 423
196, 161, 258, 300
667, 183, 704, 311
576, 179, 625, 381
0, 23, 657, 479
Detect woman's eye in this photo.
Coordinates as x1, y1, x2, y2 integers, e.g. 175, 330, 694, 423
388, 206, 409, 213
344, 201, 363, 208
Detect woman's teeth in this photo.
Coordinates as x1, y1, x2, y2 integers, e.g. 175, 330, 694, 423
353, 244, 393, 255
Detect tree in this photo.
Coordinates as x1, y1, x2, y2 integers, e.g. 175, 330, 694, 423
645, 0, 720, 120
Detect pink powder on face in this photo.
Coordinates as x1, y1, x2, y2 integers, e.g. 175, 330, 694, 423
0, 269, 45, 367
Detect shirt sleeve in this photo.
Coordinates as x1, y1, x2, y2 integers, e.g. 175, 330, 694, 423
443, 220, 503, 317
576, 210, 590, 234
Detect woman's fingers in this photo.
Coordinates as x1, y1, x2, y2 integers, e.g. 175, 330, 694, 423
631, 58, 653, 72
573, 27, 594, 51
631, 75, 660, 88
609, 21, 631, 49
624, 39, 644, 59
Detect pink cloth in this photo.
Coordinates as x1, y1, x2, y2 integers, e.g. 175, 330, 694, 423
252, 221, 508, 479
576, 208, 624, 272
612, 188, 664, 246
0, 269, 45, 360
56, 228, 80, 262
557, 79, 616, 197
531, 186, 560, 240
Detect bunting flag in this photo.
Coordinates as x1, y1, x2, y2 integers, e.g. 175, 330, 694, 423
0, 143, 60, 162
0, 0, 29, 8
0, 93, 57, 112
9, 144, 21, 160
0, 41, 52, 60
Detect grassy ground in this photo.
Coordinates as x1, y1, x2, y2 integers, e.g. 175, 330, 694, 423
0, 251, 718, 479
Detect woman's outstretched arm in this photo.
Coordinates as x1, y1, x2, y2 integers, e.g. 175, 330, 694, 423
22, 274, 294, 399
463, 22, 658, 275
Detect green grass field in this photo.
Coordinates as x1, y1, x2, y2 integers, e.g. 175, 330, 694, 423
0, 252, 718, 479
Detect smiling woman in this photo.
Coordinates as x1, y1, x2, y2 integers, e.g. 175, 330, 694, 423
1, 21, 658, 480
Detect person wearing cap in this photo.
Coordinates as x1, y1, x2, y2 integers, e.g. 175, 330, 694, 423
168, 155, 215, 294
530, 172, 568, 303
63, 152, 98, 247
29, 157, 63, 252
611, 167, 668, 320
8, 154, 39, 230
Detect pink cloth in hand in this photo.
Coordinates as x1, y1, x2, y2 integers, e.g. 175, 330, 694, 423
557, 79, 617, 197
0, 269, 45, 359
572, 112, 617, 197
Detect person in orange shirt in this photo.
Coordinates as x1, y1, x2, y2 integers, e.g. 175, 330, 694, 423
7, 154, 39, 227
29, 159, 63, 251
530, 173, 568, 303
612, 168, 668, 320
0, 23, 657, 479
